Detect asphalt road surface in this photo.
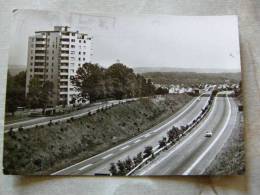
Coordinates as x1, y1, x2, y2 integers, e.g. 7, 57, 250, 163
135, 93, 238, 175
52, 93, 211, 175
4, 99, 136, 133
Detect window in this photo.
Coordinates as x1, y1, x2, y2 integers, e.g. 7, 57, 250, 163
83, 52, 86, 55
83, 58, 85, 61
52, 69, 53, 72
78, 57, 81, 61
79, 51, 81, 55
70, 51, 75, 54
30, 68, 33, 72
52, 63, 54, 66
52, 57, 54, 60
31, 63, 33, 66
71, 45, 75, 48
71, 39, 75, 42
52, 50, 54, 54
84, 40, 86, 43
31, 56, 33, 60
72, 33, 75, 36
79, 40, 81, 43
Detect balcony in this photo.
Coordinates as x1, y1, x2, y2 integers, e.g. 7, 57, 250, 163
35, 41, 46, 45
60, 66, 69, 70
61, 53, 69, 57
61, 41, 70, 45
60, 72, 68, 76
61, 35, 70, 39
60, 59, 69, 63
35, 59, 45, 63
35, 53, 45, 57
61, 47, 69, 51
35, 47, 46, 51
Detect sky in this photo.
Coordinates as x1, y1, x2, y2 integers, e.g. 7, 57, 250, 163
8, 10, 241, 72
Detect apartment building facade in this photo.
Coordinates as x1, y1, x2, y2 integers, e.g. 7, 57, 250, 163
25, 26, 93, 106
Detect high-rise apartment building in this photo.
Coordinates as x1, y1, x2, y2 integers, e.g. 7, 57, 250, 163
25, 26, 93, 106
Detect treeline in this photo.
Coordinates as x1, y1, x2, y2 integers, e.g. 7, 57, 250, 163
5, 71, 54, 115
72, 63, 162, 102
5, 63, 168, 115
5, 71, 26, 115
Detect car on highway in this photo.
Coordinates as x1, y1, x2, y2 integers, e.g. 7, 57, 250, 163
205, 131, 213, 137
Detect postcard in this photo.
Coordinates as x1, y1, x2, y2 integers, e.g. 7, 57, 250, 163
3, 10, 244, 175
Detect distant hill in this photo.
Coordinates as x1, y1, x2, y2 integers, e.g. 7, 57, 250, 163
8, 65, 26, 76
142, 71, 241, 86
134, 67, 241, 74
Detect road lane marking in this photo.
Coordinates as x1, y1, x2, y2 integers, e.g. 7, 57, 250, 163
144, 133, 151, 138
78, 164, 93, 171
120, 145, 130, 150
102, 153, 113, 159
139, 96, 218, 175
134, 139, 142, 143
183, 95, 232, 175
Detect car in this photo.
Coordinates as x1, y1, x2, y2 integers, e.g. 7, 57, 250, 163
205, 131, 213, 137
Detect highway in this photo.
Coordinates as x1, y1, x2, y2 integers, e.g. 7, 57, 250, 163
52, 93, 211, 175
4, 98, 136, 133
134, 93, 238, 175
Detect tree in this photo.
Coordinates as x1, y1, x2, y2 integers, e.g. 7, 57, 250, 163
27, 77, 54, 111
155, 87, 169, 95
124, 156, 134, 171
143, 146, 153, 158
159, 137, 167, 148
72, 63, 106, 103
133, 152, 143, 166
116, 160, 127, 176
109, 163, 118, 176
5, 71, 26, 115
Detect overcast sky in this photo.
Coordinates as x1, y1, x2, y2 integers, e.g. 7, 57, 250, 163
9, 10, 240, 72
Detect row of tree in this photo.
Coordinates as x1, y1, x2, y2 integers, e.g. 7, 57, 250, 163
6, 62, 168, 115
72, 63, 161, 103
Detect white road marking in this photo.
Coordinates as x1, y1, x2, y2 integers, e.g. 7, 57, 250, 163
139, 96, 218, 175
134, 139, 141, 143
78, 163, 93, 171
144, 133, 151, 138
182, 95, 232, 175
102, 153, 113, 159
120, 145, 130, 150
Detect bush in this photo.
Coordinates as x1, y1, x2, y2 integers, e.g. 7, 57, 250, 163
133, 153, 143, 166
143, 146, 153, 158
109, 163, 118, 176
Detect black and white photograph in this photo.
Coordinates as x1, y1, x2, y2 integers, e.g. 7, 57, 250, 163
3, 10, 244, 176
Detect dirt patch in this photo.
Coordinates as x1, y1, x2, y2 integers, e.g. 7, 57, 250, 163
3, 94, 192, 175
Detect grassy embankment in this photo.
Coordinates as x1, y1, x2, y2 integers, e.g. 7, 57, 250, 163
4, 94, 192, 175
